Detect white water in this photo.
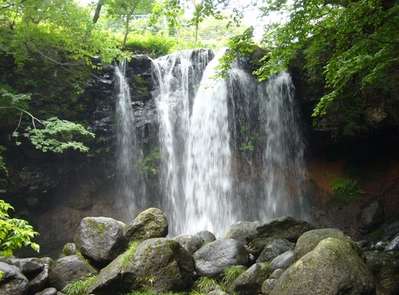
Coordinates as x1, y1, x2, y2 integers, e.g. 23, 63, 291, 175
259, 72, 307, 219
115, 61, 145, 219
184, 51, 234, 235
152, 50, 211, 234
150, 51, 307, 235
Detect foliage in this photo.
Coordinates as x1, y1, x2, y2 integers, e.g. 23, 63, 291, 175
218, 27, 257, 76
62, 275, 96, 295
222, 265, 246, 287
257, 0, 399, 134
125, 34, 176, 57
27, 117, 95, 153
139, 148, 161, 176
192, 277, 219, 293
331, 177, 361, 204
0, 199, 39, 256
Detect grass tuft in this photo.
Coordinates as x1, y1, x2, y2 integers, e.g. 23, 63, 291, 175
222, 265, 246, 287
62, 275, 96, 295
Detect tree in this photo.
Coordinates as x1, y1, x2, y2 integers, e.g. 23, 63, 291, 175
106, 0, 155, 47
0, 199, 39, 256
256, 0, 399, 135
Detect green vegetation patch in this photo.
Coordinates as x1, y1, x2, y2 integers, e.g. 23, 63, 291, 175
222, 265, 247, 287
330, 177, 361, 204
63, 275, 96, 295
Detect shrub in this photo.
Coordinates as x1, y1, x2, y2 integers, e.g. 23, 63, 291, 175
125, 34, 177, 57
63, 275, 96, 295
331, 178, 361, 204
0, 199, 39, 256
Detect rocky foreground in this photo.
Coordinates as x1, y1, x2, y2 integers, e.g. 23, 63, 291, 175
1, 208, 399, 295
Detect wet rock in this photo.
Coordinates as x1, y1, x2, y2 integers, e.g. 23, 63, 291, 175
0, 261, 29, 295
359, 201, 384, 232
195, 231, 216, 245
270, 238, 375, 295
230, 262, 272, 295
225, 221, 260, 243
28, 257, 52, 293
270, 250, 294, 270
294, 228, 348, 260
256, 239, 294, 263
365, 250, 399, 294
35, 287, 57, 295
74, 216, 126, 265
249, 217, 313, 254
174, 234, 204, 254
193, 239, 249, 276
124, 208, 168, 241
131, 238, 194, 292
385, 234, 399, 251
49, 255, 97, 290
6, 257, 44, 278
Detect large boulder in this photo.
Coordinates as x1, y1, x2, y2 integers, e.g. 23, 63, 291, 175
193, 239, 249, 276
174, 235, 204, 254
225, 221, 260, 243
124, 208, 168, 241
270, 250, 294, 270
249, 217, 313, 254
49, 255, 97, 290
364, 250, 399, 295
294, 228, 349, 260
195, 231, 216, 245
74, 217, 126, 265
230, 262, 272, 295
130, 238, 194, 292
0, 261, 29, 295
87, 243, 138, 295
256, 239, 294, 263
270, 238, 375, 295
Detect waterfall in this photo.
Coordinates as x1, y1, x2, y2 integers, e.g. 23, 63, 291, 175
114, 60, 145, 219
258, 72, 307, 219
184, 51, 234, 235
152, 50, 212, 234
152, 50, 307, 236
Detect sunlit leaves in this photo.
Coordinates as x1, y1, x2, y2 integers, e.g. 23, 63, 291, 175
0, 199, 39, 256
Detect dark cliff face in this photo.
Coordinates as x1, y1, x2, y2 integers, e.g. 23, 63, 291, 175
2, 52, 398, 256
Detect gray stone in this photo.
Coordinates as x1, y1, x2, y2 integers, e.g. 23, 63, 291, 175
0, 261, 29, 295
124, 208, 168, 241
49, 255, 97, 290
385, 234, 399, 251
62, 243, 77, 256
28, 258, 52, 293
360, 201, 384, 232
74, 217, 126, 265
270, 250, 294, 270
195, 231, 216, 245
261, 278, 276, 295
225, 221, 260, 243
249, 217, 313, 254
208, 289, 229, 295
294, 228, 348, 260
34, 287, 57, 295
365, 250, 399, 294
193, 239, 249, 277
230, 263, 272, 295
174, 234, 204, 254
256, 239, 294, 263
7, 257, 44, 278
131, 238, 194, 292
269, 268, 284, 279
270, 238, 375, 295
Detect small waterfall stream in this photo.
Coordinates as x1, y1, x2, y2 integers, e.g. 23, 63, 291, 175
114, 60, 145, 219
116, 50, 308, 235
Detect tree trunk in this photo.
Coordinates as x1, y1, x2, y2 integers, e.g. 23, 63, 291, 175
92, 0, 105, 24
122, 16, 131, 48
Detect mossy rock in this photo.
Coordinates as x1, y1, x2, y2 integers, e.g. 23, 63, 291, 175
230, 262, 272, 295
294, 228, 350, 260
270, 238, 375, 295
125, 208, 168, 241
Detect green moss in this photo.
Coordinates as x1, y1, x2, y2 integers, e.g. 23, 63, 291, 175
86, 219, 106, 236
121, 240, 140, 271
62, 275, 96, 295
0, 270, 4, 283
222, 265, 247, 288
330, 177, 361, 205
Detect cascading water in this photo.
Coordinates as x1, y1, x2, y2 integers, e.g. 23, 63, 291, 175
152, 50, 211, 234
258, 72, 307, 219
184, 51, 234, 235
114, 60, 145, 219
151, 50, 307, 236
